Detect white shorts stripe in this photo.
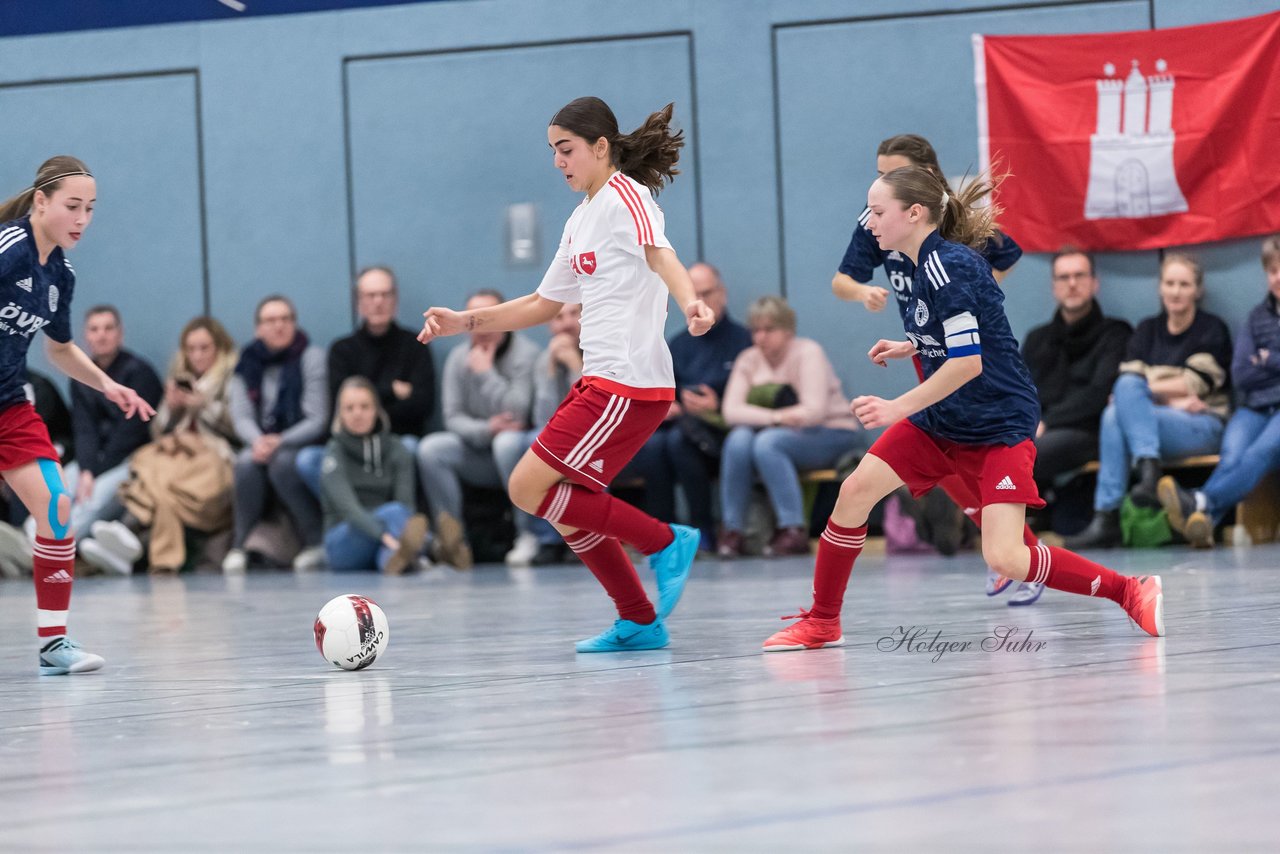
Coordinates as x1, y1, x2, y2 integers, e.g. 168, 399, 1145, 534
37, 609, 68, 628
565, 395, 631, 469
533, 439, 611, 491
564, 394, 622, 467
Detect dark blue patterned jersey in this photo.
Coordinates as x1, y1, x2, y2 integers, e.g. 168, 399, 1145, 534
901, 230, 1039, 446
839, 206, 1022, 320
0, 217, 76, 412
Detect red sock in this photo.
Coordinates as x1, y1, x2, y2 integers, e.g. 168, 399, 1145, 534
33, 536, 76, 639
564, 530, 656, 624
538, 482, 674, 555
811, 521, 866, 620
1028, 543, 1132, 604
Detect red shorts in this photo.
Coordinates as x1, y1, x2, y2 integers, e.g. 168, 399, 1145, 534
869, 420, 1044, 510
532, 378, 671, 492
0, 402, 60, 472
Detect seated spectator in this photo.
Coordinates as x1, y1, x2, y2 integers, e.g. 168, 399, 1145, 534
296, 265, 435, 494
717, 296, 862, 557
1022, 249, 1132, 515
619, 262, 752, 552
494, 302, 584, 566
1160, 236, 1280, 547
79, 317, 239, 575
223, 295, 328, 573
1067, 253, 1231, 549
67, 306, 163, 541
416, 289, 538, 568
320, 378, 431, 573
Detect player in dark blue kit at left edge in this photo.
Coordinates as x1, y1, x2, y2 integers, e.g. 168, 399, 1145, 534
0, 156, 155, 675
762, 164, 1164, 652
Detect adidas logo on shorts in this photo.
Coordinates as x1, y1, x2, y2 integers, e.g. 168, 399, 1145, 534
588, 459, 605, 473
995, 475, 1016, 490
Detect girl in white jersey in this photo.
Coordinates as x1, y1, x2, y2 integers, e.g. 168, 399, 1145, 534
419, 97, 713, 652
0, 157, 155, 675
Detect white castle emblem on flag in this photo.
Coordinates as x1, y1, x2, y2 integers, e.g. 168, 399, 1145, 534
1084, 59, 1188, 220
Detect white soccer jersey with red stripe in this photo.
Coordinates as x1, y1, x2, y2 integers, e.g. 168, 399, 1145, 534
537, 172, 675, 400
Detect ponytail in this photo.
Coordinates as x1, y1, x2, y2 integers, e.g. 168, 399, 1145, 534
879, 164, 1005, 252
0, 155, 93, 223
550, 97, 683, 194
614, 103, 683, 193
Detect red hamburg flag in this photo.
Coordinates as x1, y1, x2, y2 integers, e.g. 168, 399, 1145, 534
974, 11, 1280, 252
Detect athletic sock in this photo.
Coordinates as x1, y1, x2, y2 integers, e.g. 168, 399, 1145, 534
810, 521, 866, 620
33, 535, 76, 640
538, 482, 674, 555
1027, 543, 1132, 604
564, 530, 656, 624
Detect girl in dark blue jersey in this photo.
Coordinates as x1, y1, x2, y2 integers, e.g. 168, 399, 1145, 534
0, 156, 155, 675
834, 133, 1042, 606
762, 165, 1164, 652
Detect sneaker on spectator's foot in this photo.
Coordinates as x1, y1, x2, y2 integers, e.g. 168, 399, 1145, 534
292, 546, 326, 573
0, 522, 33, 578
39, 636, 104, 676
1123, 574, 1165, 637
432, 512, 473, 570
23, 514, 37, 544
1183, 511, 1214, 549
91, 520, 142, 563
575, 618, 668, 653
986, 567, 1013, 596
221, 548, 247, 575
649, 524, 699, 620
764, 526, 810, 557
762, 609, 844, 652
1008, 581, 1045, 606
716, 529, 744, 558
384, 514, 428, 575
79, 538, 134, 576
505, 532, 540, 567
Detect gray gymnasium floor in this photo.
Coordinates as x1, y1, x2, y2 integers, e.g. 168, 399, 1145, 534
0, 542, 1275, 852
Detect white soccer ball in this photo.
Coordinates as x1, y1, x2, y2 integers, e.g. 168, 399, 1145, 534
314, 594, 390, 670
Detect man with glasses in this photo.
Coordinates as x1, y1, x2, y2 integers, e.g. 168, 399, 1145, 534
1022, 249, 1132, 511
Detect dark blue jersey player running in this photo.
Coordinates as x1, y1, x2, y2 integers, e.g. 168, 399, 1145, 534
0, 156, 155, 676
762, 165, 1164, 653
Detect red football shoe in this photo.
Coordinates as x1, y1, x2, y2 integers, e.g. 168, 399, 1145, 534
762, 609, 844, 652
1124, 575, 1165, 637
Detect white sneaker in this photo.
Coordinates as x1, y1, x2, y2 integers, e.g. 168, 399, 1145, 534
222, 548, 247, 575
505, 532, 540, 567
23, 515, 37, 544
80, 538, 134, 576
292, 545, 326, 573
90, 520, 143, 562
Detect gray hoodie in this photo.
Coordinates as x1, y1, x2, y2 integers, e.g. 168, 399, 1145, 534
320, 427, 416, 540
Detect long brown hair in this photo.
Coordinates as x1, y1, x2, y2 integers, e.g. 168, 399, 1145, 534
0, 156, 93, 223
550, 97, 683, 194
878, 165, 1003, 252
877, 134, 943, 177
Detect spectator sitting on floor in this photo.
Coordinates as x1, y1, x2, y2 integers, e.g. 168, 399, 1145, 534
415, 289, 538, 568
223, 295, 328, 573
616, 261, 752, 553
296, 264, 435, 496
1021, 248, 1131, 528
79, 316, 239, 575
718, 295, 862, 557
1160, 236, 1280, 548
1067, 253, 1231, 549
320, 377, 435, 574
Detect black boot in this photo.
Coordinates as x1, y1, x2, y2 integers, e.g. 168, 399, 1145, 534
1129, 457, 1162, 508
1064, 509, 1122, 550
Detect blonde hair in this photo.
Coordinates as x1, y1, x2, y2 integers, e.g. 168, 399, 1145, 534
747, 295, 797, 333
0, 156, 92, 222
1161, 252, 1204, 289
331, 376, 390, 435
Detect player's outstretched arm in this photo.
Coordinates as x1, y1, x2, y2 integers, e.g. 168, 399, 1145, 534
832, 272, 888, 312
419, 294, 563, 344
44, 338, 155, 422
645, 245, 713, 336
